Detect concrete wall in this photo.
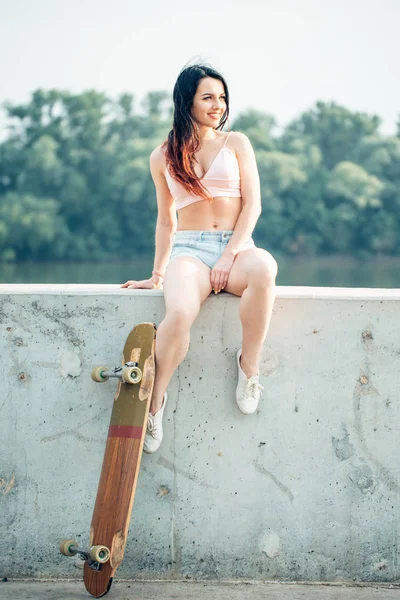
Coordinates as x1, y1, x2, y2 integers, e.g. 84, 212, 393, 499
0, 284, 399, 583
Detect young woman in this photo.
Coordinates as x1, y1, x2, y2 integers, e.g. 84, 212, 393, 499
121, 63, 278, 453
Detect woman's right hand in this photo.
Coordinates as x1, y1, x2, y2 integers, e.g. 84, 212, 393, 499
120, 275, 162, 290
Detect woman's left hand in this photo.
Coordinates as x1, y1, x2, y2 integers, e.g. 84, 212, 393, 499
211, 253, 235, 294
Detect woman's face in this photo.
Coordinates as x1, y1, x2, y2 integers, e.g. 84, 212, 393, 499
190, 76, 227, 128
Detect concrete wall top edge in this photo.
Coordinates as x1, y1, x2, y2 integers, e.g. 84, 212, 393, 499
0, 283, 400, 300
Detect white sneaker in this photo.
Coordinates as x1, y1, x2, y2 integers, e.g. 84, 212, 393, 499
236, 348, 264, 414
143, 391, 167, 454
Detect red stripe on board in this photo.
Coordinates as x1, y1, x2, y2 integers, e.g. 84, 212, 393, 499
108, 425, 143, 439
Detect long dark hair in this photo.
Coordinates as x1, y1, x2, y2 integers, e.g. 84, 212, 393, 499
162, 63, 230, 202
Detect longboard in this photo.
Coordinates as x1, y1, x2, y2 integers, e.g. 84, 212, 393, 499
60, 322, 156, 597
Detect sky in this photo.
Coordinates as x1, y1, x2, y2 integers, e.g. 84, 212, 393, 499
1, 0, 399, 137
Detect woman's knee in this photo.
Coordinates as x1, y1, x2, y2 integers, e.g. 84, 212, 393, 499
249, 250, 278, 286
164, 306, 199, 330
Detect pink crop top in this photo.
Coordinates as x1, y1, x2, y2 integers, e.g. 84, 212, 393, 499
165, 131, 241, 210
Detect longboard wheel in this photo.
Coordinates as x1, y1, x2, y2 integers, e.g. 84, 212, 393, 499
59, 539, 78, 556
90, 545, 110, 563
91, 366, 109, 383
121, 365, 142, 384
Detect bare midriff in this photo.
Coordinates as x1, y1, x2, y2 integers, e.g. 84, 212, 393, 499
176, 196, 242, 231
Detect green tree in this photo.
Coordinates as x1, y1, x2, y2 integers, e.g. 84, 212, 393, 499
285, 101, 381, 169
0, 192, 64, 260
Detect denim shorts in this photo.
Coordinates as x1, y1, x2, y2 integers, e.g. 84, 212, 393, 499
169, 230, 256, 269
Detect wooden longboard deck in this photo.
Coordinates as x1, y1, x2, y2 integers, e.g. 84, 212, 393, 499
83, 322, 156, 598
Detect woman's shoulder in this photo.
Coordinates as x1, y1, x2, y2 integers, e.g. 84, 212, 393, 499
227, 130, 250, 143
227, 131, 253, 155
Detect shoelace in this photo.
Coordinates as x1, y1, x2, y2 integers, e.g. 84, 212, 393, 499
147, 413, 161, 437
247, 377, 264, 395
147, 395, 166, 436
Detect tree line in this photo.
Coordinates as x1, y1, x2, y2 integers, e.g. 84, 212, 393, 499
0, 89, 399, 261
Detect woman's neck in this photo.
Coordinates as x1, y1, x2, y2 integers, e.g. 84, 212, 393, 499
197, 125, 219, 141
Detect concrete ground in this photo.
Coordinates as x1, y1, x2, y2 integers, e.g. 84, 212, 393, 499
2, 580, 400, 600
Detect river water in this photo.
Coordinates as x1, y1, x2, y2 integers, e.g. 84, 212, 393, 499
1, 254, 400, 288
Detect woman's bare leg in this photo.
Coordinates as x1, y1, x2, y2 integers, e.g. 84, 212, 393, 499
224, 248, 279, 377
239, 276, 277, 377
150, 256, 212, 415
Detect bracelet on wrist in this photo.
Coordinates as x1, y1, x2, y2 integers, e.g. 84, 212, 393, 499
152, 270, 165, 279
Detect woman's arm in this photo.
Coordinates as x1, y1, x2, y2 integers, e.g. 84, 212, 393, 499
222, 132, 262, 258
150, 147, 177, 283
121, 146, 176, 289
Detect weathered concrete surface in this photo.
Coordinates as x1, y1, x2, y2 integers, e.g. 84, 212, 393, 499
0, 285, 400, 584
2, 580, 400, 600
